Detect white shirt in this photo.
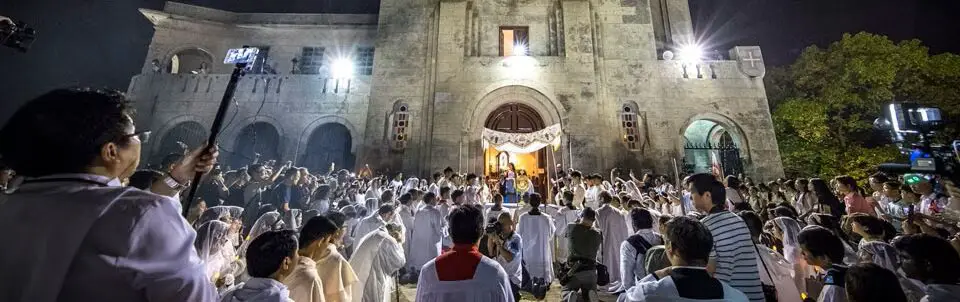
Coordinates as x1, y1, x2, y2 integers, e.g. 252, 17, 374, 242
585, 185, 601, 209
920, 192, 948, 215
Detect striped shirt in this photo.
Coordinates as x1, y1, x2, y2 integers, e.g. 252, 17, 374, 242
702, 210, 764, 302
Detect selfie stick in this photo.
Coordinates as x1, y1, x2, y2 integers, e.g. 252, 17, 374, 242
182, 61, 248, 216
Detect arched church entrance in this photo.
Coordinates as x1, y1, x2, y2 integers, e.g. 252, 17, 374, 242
301, 123, 354, 173
155, 121, 207, 165
230, 122, 281, 169
484, 103, 548, 198
682, 119, 744, 177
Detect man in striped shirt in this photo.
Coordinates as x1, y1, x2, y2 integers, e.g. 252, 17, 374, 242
685, 173, 764, 302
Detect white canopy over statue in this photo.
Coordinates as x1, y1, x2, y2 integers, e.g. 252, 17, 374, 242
482, 123, 562, 154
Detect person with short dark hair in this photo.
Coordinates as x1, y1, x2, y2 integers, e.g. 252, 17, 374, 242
618, 208, 664, 293
221, 230, 297, 302
128, 169, 165, 190
570, 171, 587, 208
408, 192, 445, 276
486, 193, 510, 223
561, 207, 603, 302
417, 204, 515, 302
620, 216, 749, 301
845, 263, 907, 302
893, 234, 960, 301
686, 173, 764, 302
585, 174, 602, 209
598, 190, 631, 288
299, 215, 359, 302
0, 88, 219, 301
488, 211, 523, 301
553, 191, 579, 263
798, 226, 848, 302
517, 193, 555, 289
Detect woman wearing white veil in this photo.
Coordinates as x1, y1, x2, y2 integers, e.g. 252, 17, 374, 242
858, 241, 898, 272
772, 216, 812, 294
239, 211, 285, 258
196, 205, 242, 227
195, 220, 242, 292
400, 178, 419, 197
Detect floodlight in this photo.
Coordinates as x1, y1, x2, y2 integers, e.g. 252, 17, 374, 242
332, 58, 355, 79
677, 44, 704, 63
514, 44, 527, 56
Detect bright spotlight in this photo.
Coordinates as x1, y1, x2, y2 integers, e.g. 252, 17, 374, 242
513, 44, 527, 56
677, 45, 704, 63
331, 58, 354, 79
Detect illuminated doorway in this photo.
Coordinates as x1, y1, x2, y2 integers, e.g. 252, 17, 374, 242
483, 103, 547, 195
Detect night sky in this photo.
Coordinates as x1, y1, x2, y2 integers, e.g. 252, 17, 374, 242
0, 0, 957, 122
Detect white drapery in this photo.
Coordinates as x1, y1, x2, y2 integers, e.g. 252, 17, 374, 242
482, 123, 562, 154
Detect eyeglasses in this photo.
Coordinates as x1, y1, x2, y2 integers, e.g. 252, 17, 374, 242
118, 131, 152, 144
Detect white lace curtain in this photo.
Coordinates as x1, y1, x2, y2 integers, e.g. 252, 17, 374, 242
482, 124, 562, 153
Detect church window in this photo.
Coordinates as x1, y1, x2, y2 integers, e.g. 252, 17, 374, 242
499, 26, 529, 56
389, 101, 410, 151
356, 47, 375, 76
298, 47, 325, 75
249, 46, 272, 74
620, 102, 641, 150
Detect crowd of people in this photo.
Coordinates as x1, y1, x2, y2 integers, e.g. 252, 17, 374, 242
1, 87, 960, 302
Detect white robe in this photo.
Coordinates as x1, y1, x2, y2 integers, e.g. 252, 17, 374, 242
397, 204, 416, 263
552, 207, 580, 262
351, 215, 386, 247
408, 204, 445, 271
585, 186, 601, 209
349, 229, 405, 302
598, 204, 630, 286
517, 212, 557, 283
572, 184, 586, 208
416, 256, 515, 302
438, 203, 453, 248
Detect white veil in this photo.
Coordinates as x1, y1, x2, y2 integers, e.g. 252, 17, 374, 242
401, 178, 419, 197
239, 211, 284, 257
195, 220, 237, 281
773, 217, 803, 264
858, 241, 899, 272
197, 206, 243, 226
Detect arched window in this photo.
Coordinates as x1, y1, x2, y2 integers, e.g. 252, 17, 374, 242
168, 48, 214, 74
620, 102, 641, 150
388, 101, 410, 151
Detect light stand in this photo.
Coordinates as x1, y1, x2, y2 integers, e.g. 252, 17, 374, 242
182, 62, 248, 216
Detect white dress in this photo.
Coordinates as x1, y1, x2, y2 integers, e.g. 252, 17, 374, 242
416, 256, 515, 302
518, 212, 557, 283
408, 205, 445, 271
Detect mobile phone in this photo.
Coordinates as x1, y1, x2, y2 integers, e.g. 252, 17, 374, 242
224, 47, 260, 64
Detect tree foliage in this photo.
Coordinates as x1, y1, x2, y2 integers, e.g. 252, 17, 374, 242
767, 32, 960, 180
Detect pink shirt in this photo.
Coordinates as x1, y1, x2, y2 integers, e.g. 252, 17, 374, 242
844, 193, 877, 216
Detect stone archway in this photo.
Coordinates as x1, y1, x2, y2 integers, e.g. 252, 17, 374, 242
679, 113, 750, 177
168, 47, 214, 74
229, 122, 281, 169
483, 103, 549, 196
300, 123, 355, 173
154, 121, 207, 164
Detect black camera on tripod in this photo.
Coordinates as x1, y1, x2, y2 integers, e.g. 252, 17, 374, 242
874, 102, 959, 184
1, 16, 37, 52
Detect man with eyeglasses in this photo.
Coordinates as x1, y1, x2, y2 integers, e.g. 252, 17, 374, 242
0, 88, 220, 301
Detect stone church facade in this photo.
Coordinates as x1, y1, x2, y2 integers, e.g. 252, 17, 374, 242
129, 1, 784, 181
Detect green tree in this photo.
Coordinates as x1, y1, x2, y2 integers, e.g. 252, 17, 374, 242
766, 32, 960, 179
